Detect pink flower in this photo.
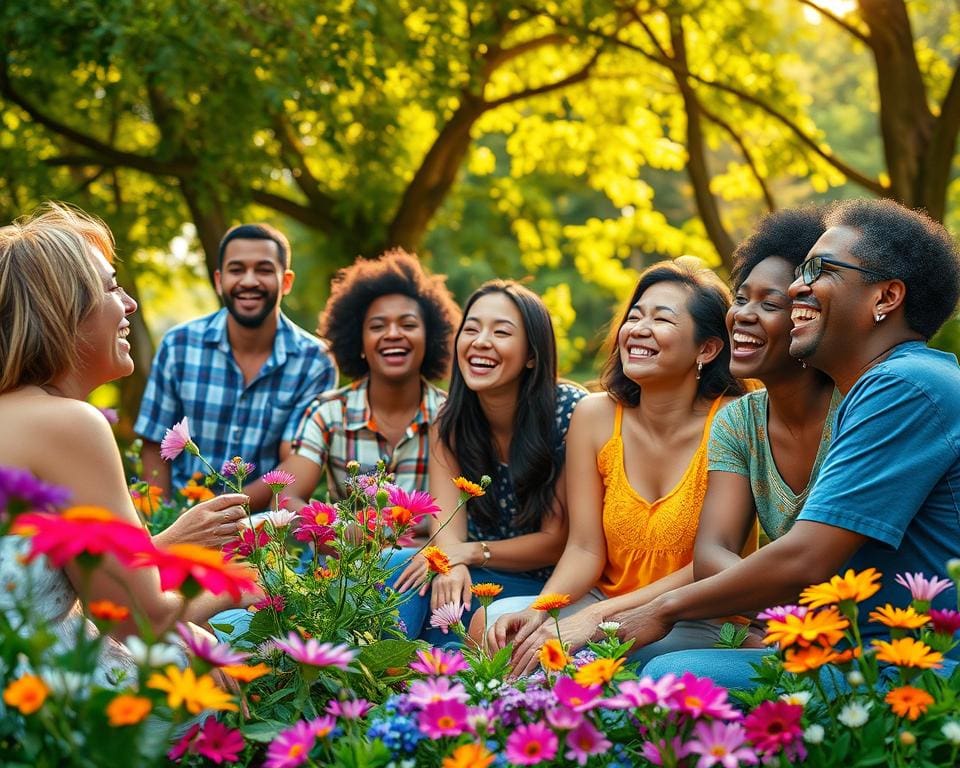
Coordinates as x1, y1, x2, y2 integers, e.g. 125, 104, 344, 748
929, 609, 960, 635
546, 705, 583, 730
895, 572, 953, 602
756, 605, 808, 622
194, 717, 245, 765
98, 407, 119, 424
418, 698, 469, 739
252, 594, 286, 612
272, 632, 355, 669
408, 677, 470, 707
221, 458, 255, 478
306, 714, 336, 739
667, 673, 740, 720
687, 721, 758, 768
552, 677, 604, 712
641, 737, 689, 766
467, 705, 496, 735
265, 720, 314, 768
168, 722, 201, 762
261, 469, 296, 491
223, 526, 269, 560
294, 501, 337, 544
384, 487, 441, 527
410, 647, 468, 676
326, 698, 373, 720
565, 720, 611, 765
176, 623, 250, 667
603, 675, 680, 710
742, 700, 805, 760
429, 602, 465, 634
160, 418, 196, 461
506, 721, 558, 765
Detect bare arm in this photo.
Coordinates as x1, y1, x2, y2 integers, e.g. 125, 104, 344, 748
692, 471, 758, 580
140, 439, 171, 497
245, 453, 323, 513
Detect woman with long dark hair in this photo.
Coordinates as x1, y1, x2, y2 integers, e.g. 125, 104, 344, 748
487, 258, 748, 673
391, 281, 585, 641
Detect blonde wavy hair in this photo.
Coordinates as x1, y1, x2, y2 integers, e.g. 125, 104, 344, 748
0, 202, 115, 393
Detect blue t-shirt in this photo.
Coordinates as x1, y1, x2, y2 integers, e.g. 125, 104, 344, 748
798, 342, 960, 649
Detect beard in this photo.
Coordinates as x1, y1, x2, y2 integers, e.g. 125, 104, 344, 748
222, 287, 279, 328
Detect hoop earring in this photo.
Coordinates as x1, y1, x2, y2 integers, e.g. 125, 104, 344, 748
696, 360, 703, 380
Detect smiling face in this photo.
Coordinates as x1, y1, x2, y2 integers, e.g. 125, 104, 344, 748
456, 291, 531, 395
215, 238, 292, 328
618, 281, 702, 385
788, 225, 876, 373
362, 293, 426, 384
727, 256, 797, 380
77, 248, 138, 385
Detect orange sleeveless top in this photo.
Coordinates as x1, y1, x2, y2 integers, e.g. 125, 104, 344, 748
597, 397, 754, 597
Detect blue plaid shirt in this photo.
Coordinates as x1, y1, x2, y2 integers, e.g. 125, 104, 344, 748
135, 308, 337, 490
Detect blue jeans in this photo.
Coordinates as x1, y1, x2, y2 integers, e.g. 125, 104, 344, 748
383, 547, 546, 646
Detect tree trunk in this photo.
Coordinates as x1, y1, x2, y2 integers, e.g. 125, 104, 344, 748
179, 176, 229, 281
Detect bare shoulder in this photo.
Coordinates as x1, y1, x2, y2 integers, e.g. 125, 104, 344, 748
568, 393, 617, 443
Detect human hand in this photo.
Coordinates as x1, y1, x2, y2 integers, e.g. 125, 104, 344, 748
509, 607, 602, 678
610, 601, 673, 650
487, 608, 546, 653
431, 564, 472, 612
392, 553, 429, 595
154, 493, 249, 550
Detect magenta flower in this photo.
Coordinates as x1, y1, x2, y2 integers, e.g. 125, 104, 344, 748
667, 673, 740, 720
410, 647, 468, 677
307, 714, 336, 739
756, 604, 808, 622
223, 526, 269, 560
603, 675, 680, 710
294, 501, 338, 544
418, 698, 469, 739
553, 677, 604, 712
687, 721, 758, 768
895, 572, 953, 602
261, 469, 296, 491
429, 602, 465, 634
565, 720, 612, 766
385, 486, 441, 527
641, 737, 689, 766
505, 721, 558, 765
175, 622, 250, 666
168, 722, 201, 762
160, 417, 196, 461
272, 632, 355, 669
253, 594, 286, 612
742, 700, 805, 761
408, 677, 470, 707
221, 458, 256, 478
929, 608, 960, 635
194, 717, 245, 765
265, 720, 314, 768
546, 705, 583, 730
326, 698, 373, 720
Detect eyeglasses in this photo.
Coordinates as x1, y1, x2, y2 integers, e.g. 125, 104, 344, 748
794, 256, 888, 286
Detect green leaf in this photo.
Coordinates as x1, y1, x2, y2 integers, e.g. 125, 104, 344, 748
355, 638, 419, 674
240, 720, 288, 743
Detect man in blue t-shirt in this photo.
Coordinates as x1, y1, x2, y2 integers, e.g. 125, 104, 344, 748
613, 198, 960, 680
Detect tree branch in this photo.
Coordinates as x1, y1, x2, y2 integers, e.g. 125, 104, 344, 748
795, 0, 870, 45
249, 188, 336, 232
271, 115, 338, 216
483, 49, 601, 109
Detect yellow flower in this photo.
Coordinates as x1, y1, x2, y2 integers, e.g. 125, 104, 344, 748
538, 639, 571, 672
885, 685, 935, 720
147, 665, 238, 714
106, 694, 152, 726
868, 604, 930, 630
574, 657, 625, 686
782, 645, 842, 674
531, 593, 572, 612
3, 674, 48, 715
220, 663, 272, 682
452, 476, 485, 498
763, 607, 849, 649
443, 743, 495, 768
800, 568, 882, 608
471, 583, 504, 599
422, 546, 451, 575
872, 637, 943, 670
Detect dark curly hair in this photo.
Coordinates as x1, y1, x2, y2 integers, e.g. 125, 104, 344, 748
823, 199, 960, 339
600, 257, 743, 404
318, 249, 461, 380
731, 206, 827, 289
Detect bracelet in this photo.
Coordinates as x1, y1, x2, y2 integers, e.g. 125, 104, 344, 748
479, 540, 491, 564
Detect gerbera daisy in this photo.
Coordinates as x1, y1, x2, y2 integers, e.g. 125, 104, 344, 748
160, 417, 197, 461
2, 674, 48, 715
800, 568, 882, 609
175, 622, 250, 666
272, 633, 355, 669
539, 638, 571, 672
422, 545, 451, 575
452, 476, 485, 498
872, 637, 943, 669
429, 602, 465, 634
885, 685, 934, 720
531, 593, 571, 613
139, 543, 258, 600
443, 743, 494, 768
868, 604, 930, 630
471, 582, 504, 600
385, 487, 441, 527
88, 600, 130, 622
928, 609, 960, 636
264, 720, 314, 768
325, 698, 373, 720
574, 657, 625, 686
261, 469, 296, 492
410, 647, 468, 676
146, 666, 238, 714
781, 645, 842, 674
505, 721, 558, 766
686, 720, 758, 768
105, 694, 152, 726
742, 700, 804, 760
894, 572, 953, 603
220, 663, 272, 682
762, 606, 849, 649
418, 699, 468, 739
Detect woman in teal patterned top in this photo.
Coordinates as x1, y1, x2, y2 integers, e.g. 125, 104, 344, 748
695, 207, 840, 579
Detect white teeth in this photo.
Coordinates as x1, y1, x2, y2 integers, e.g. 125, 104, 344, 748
627, 346, 656, 357
118, 327, 130, 338
791, 307, 820, 323
469, 356, 497, 368
380, 347, 408, 356
733, 332, 764, 346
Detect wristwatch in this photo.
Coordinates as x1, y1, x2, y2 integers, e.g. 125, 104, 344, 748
479, 540, 491, 564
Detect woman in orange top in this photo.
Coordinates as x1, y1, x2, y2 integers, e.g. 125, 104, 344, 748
485, 258, 749, 675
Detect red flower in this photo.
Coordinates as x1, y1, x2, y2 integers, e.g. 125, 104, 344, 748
742, 700, 805, 759
223, 527, 269, 560
139, 544, 258, 600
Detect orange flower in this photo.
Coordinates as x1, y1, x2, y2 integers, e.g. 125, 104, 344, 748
531, 593, 572, 612
471, 583, 504, 599
106, 694, 152, 726
885, 685, 934, 720
88, 600, 131, 622
422, 546, 451, 575
574, 657, 625, 686
3, 674, 48, 715
147, 665, 238, 714
782, 645, 842, 674
833, 646, 863, 665
130, 485, 164, 516
763, 606, 849, 649
538, 639, 570, 672
443, 743, 495, 768
869, 604, 930, 630
452, 476, 485, 498
180, 481, 215, 503
221, 662, 272, 682
800, 568, 882, 608
872, 637, 943, 670
138, 543, 258, 600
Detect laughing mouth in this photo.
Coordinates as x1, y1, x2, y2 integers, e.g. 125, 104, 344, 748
791, 305, 820, 326
379, 347, 410, 359
468, 356, 498, 369
732, 330, 765, 351
626, 345, 657, 359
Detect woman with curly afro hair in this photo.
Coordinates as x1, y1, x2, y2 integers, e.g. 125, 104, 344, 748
247, 248, 460, 512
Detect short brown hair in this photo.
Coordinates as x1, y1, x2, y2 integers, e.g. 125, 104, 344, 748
0, 202, 114, 393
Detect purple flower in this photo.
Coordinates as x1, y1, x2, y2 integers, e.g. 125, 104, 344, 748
261, 469, 296, 491
546, 705, 583, 730
757, 605, 808, 622
326, 698, 373, 720
930, 609, 960, 635
160, 417, 196, 461
272, 632, 355, 669
221, 458, 256, 478
265, 720, 314, 768
0, 467, 70, 514
895, 572, 953, 602
641, 737, 689, 766
175, 622, 249, 667
98, 407, 119, 424
686, 721, 758, 768
429, 602, 465, 634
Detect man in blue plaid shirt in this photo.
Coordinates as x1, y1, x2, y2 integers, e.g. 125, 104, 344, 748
135, 223, 337, 496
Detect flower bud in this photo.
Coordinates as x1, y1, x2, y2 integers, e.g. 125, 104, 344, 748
899, 731, 916, 747
846, 670, 865, 687
480, 475, 492, 489
375, 488, 390, 509
346, 460, 361, 475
